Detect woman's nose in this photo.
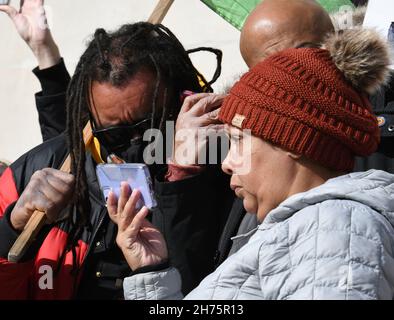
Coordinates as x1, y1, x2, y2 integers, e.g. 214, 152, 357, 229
222, 154, 233, 175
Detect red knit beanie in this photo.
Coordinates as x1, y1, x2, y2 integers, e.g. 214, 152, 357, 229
219, 29, 391, 172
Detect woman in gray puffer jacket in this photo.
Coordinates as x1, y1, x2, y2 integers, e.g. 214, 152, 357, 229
107, 28, 394, 300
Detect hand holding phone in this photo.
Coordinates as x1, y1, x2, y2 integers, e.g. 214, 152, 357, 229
96, 164, 157, 210
106, 182, 168, 271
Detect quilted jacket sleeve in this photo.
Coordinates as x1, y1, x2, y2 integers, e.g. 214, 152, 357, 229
123, 267, 183, 300
259, 199, 394, 300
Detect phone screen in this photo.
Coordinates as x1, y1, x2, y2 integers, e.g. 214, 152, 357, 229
96, 164, 157, 210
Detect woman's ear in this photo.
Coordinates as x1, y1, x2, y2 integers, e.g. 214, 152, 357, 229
287, 151, 301, 160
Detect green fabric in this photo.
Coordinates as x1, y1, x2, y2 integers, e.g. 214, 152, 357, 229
201, 0, 260, 30
316, 0, 354, 13
201, 0, 355, 30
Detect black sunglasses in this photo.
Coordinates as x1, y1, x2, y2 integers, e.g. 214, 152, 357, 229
92, 115, 152, 153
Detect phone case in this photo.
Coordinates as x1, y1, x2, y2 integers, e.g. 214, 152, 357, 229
96, 163, 157, 210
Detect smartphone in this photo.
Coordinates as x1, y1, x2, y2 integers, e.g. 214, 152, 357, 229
96, 163, 157, 210
0, 1, 10, 5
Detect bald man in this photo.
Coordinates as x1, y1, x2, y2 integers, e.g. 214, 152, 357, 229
240, 0, 334, 68
215, 0, 336, 265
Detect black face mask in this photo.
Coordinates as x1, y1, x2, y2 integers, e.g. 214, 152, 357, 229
99, 138, 164, 179
120, 137, 150, 164
100, 137, 146, 164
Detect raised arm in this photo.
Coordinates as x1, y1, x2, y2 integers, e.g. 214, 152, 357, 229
0, 0, 60, 69
1, 0, 69, 141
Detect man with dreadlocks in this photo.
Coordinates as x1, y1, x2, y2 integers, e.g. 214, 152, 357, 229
0, 1, 234, 299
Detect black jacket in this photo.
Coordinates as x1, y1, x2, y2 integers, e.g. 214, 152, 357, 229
33, 59, 70, 141
0, 60, 236, 298
354, 72, 394, 172
0, 134, 235, 298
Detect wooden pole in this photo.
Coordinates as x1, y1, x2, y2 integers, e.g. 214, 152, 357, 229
148, 0, 174, 23
8, 123, 93, 263
8, 0, 176, 263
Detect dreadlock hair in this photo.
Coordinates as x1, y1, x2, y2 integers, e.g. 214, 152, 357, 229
64, 22, 222, 258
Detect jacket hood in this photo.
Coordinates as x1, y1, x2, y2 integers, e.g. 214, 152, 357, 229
263, 169, 394, 228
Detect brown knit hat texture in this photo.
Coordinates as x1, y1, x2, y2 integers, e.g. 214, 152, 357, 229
219, 29, 391, 171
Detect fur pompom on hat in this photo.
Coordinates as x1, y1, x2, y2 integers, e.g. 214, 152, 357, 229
219, 28, 392, 172
324, 28, 391, 94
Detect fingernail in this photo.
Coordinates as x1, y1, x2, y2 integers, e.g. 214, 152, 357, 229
180, 90, 194, 102
121, 181, 128, 188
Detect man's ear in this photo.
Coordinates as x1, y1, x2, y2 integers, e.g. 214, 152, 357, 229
287, 151, 301, 160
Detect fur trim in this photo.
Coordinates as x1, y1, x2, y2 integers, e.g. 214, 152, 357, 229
330, 6, 367, 31
352, 5, 367, 26
323, 28, 392, 94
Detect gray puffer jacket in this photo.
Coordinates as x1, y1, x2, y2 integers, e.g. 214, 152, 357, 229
123, 170, 394, 300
